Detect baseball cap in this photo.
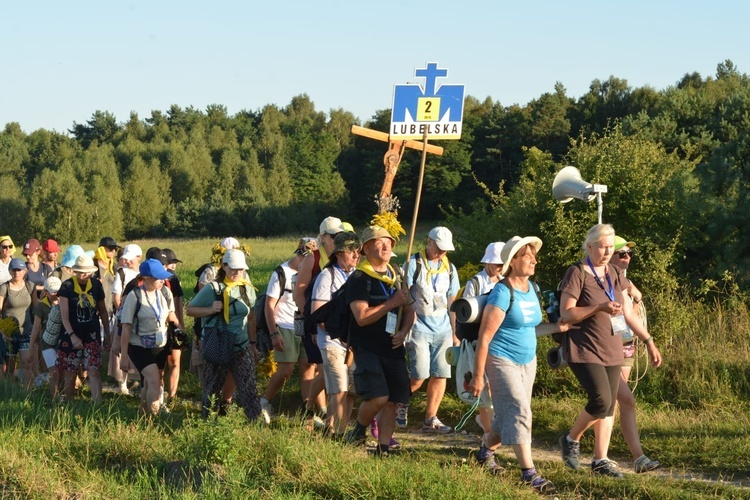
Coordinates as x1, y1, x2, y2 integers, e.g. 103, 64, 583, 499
42, 239, 60, 252
9, 258, 26, 271
162, 248, 182, 264
220, 237, 240, 250
139, 259, 172, 280
44, 276, 62, 294
428, 226, 455, 252
98, 236, 120, 250
121, 244, 143, 261
22, 239, 41, 256
614, 236, 636, 251
295, 237, 317, 256
222, 249, 248, 270
145, 247, 167, 265
319, 216, 344, 235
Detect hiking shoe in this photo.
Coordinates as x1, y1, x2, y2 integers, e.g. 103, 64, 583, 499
344, 428, 367, 446
474, 447, 505, 475
559, 433, 581, 470
634, 455, 661, 473
422, 416, 452, 434
523, 473, 556, 493
312, 415, 326, 431
396, 403, 408, 429
592, 458, 623, 478
370, 418, 379, 439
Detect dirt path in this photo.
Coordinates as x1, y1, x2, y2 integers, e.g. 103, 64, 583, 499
377, 427, 750, 490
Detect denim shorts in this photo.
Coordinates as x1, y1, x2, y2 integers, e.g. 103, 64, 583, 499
406, 328, 453, 379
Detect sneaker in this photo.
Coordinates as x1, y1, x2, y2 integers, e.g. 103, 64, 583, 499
370, 418, 379, 439
396, 403, 408, 429
389, 436, 401, 450
523, 473, 556, 493
474, 447, 505, 475
559, 433, 581, 470
422, 416, 452, 434
260, 398, 273, 424
634, 455, 661, 473
592, 458, 623, 478
312, 415, 326, 431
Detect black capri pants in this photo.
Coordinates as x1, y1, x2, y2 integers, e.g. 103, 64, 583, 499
568, 362, 621, 419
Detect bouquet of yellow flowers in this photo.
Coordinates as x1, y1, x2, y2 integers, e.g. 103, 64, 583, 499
371, 195, 406, 241
0, 317, 20, 337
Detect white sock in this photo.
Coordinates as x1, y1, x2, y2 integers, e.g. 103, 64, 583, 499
159, 386, 165, 405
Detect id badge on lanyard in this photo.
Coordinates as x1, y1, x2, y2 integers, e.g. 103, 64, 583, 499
610, 314, 628, 337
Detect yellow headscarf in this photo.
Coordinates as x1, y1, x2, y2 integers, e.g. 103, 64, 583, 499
94, 246, 115, 277
356, 259, 397, 287
73, 275, 95, 308
222, 276, 252, 323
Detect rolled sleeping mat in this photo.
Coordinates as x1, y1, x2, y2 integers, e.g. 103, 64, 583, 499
546, 346, 568, 369
450, 295, 488, 324
445, 345, 461, 366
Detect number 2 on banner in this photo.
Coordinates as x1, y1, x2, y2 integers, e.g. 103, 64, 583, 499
417, 97, 441, 122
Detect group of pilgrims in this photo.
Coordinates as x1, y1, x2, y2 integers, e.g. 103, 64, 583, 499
0, 217, 664, 493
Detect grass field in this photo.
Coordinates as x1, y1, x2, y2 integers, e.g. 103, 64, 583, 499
1, 235, 749, 498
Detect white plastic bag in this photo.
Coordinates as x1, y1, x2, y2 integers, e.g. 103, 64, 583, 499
455, 339, 493, 409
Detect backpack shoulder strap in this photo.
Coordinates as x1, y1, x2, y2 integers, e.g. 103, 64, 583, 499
25, 281, 35, 295
499, 278, 516, 313
132, 286, 143, 335
117, 267, 126, 286
275, 265, 288, 295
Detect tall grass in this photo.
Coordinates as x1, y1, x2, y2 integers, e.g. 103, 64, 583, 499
3, 236, 750, 497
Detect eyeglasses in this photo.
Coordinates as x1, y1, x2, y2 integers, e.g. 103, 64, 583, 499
616, 250, 633, 258
1, 245, 13, 249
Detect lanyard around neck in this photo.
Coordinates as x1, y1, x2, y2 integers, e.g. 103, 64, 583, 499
586, 258, 615, 301
140, 286, 163, 328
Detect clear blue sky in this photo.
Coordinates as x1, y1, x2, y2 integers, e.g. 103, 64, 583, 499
2, 0, 748, 133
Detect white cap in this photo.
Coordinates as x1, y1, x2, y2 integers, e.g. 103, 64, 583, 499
220, 237, 240, 250
44, 276, 62, 294
121, 244, 143, 261
428, 226, 455, 252
319, 216, 344, 235
480, 242, 505, 265
222, 249, 248, 270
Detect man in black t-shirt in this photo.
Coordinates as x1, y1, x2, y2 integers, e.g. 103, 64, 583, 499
344, 226, 414, 454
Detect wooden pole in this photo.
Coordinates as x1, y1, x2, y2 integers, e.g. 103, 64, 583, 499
404, 128, 430, 269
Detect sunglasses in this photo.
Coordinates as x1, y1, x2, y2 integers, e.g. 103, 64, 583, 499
616, 250, 633, 258
1, 245, 13, 249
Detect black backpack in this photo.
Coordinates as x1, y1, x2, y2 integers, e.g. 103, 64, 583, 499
309, 278, 354, 343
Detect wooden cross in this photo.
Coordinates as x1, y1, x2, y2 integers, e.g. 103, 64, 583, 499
351, 125, 443, 201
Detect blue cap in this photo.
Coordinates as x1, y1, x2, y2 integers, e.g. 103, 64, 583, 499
139, 259, 172, 280
9, 258, 26, 271
61, 245, 85, 268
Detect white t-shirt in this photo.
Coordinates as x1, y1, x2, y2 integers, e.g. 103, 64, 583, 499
463, 268, 503, 298
0, 259, 10, 285
312, 265, 352, 352
265, 262, 298, 330
113, 267, 139, 297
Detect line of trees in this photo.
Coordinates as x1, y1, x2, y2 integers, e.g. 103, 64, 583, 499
1, 60, 749, 288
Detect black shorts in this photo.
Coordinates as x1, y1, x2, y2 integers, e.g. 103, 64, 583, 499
128, 344, 169, 373
302, 332, 323, 364
353, 347, 410, 404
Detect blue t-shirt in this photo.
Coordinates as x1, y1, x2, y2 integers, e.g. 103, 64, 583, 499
486, 281, 542, 364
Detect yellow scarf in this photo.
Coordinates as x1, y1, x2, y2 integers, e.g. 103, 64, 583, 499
420, 250, 450, 277
356, 259, 397, 287
73, 275, 95, 308
222, 276, 251, 323
41, 296, 50, 307
94, 246, 115, 277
